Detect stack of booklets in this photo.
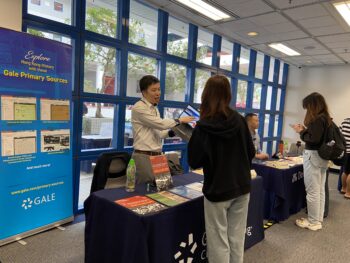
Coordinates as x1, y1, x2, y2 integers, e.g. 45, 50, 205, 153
115, 196, 166, 215
147, 191, 188, 207
169, 185, 203, 199
185, 182, 203, 192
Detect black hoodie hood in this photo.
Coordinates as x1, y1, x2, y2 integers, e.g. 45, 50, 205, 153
196, 110, 243, 139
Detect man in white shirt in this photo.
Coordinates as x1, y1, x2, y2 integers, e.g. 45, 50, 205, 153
245, 113, 269, 160
131, 75, 194, 183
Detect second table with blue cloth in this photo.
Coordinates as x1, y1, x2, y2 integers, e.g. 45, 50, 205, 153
84, 173, 264, 263
252, 160, 306, 222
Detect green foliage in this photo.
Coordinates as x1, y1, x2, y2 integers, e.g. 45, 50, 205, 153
86, 6, 117, 38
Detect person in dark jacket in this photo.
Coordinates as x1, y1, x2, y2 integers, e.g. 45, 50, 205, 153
188, 75, 255, 263
292, 92, 331, 231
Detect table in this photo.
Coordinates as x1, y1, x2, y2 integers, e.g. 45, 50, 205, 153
252, 161, 306, 222
84, 173, 264, 263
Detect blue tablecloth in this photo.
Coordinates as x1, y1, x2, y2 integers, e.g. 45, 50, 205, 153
252, 162, 306, 222
84, 173, 264, 263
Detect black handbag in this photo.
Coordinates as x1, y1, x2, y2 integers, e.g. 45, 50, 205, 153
318, 121, 346, 162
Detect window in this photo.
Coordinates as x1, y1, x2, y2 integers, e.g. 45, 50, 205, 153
262, 142, 268, 153
167, 17, 189, 59
31, 0, 40, 5
236, 80, 247, 109
269, 57, 275, 82
255, 52, 264, 79
129, 0, 158, 50
266, 86, 273, 110
165, 63, 187, 102
82, 102, 116, 150
124, 104, 133, 146
27, 0, 72, 25
127, 53, 157, 97
263, 114, 270, 137
196, 29, 213, 66
220, 39, 233, 71
279, 62, 284, 84
194, 69, 211, 103
54, 1, 63, 12
272, 141, 277, 154
253, 84, 262, 109
79, 158, 97, 208
273, 115, 279, 137
239, 47, 250, 75
84, 42, 117, 95
27, 27, 71, 44
276, 88, 282, 111
85, 0, 118, 38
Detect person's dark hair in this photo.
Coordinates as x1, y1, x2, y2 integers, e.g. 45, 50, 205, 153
200, 75, 232, 120
139, 75, 160, 93
302, 92, 331, 126
245, 113, 258, 122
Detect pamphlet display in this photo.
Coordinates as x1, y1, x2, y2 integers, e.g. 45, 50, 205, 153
149, 155, 173, 191
169, 185, 203, 199
147, 191, 188, 207
115, 196, 166, 215
0, 28, 73, 245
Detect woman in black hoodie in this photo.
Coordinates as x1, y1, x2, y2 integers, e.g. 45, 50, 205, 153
188, 75, 255, 263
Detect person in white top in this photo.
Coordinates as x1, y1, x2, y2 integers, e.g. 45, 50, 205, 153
340, 117, 350, 199
245, 113, 269, 160
131, 75, 194, 183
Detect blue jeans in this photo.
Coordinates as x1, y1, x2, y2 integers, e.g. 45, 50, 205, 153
204, 193, 250, 263
303, 150, 328, 224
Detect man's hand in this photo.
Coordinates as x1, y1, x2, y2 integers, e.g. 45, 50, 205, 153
256, 153, 269, 160
179, 116, 195, 124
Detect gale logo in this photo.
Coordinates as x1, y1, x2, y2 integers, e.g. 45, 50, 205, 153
174, 233, 198, 263
21, 193, 56, 210
21, 198, 33, 210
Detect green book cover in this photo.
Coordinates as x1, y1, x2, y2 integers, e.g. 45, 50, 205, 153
147, 191, 188, 207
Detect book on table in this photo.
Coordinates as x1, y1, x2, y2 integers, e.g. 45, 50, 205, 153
147, 191, 189, 207
185, 182, 203, 192
149, 155, 173, 191
115, 195, 166, 215
169, 185, 203, 199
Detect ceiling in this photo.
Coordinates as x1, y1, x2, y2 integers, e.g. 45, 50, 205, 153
144, 0, 350, 67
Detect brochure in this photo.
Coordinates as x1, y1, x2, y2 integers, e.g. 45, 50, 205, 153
169, 185, 203, 199
115, 195, 166, 215
147, 191, 188, 207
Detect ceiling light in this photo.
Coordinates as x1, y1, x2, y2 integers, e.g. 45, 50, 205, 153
268, 43, 301, 56
175, 0, 230, 21
333, 1, 350, 27
247, 32, 258, 36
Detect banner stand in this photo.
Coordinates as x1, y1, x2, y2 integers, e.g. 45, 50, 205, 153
0, 216, 73, 246
0, 28, 74, 246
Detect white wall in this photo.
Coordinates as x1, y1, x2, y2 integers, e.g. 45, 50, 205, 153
282, 64, 350, 143
0, 0, 22, 31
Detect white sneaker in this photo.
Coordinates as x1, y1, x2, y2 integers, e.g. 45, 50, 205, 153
295, 218, 322, 231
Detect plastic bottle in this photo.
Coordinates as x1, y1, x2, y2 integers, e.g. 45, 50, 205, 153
283, 140, 289, 155
125, 159, 136, 192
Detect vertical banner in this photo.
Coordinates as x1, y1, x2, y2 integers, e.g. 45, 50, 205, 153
0, 28, 73, 245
